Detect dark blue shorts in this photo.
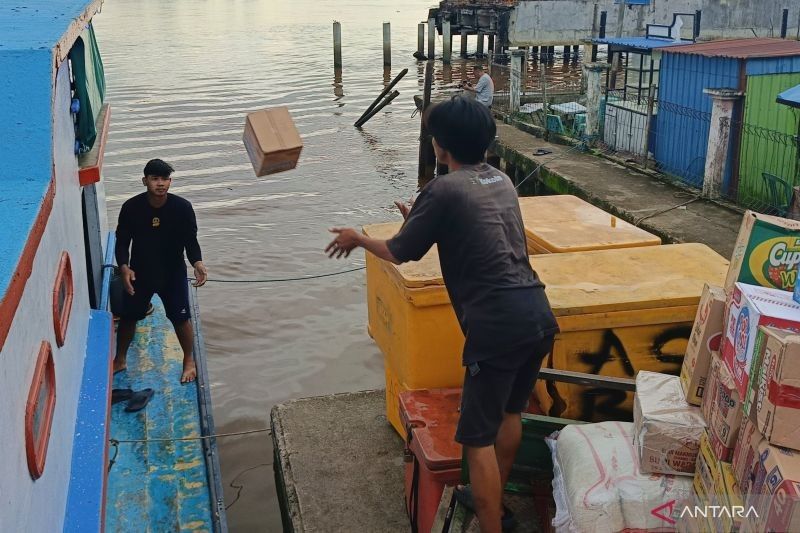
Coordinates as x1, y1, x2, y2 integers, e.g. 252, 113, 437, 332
455, 335, 555, 447
119, 271, 191, 324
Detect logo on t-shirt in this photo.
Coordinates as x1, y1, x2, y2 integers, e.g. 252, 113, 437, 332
152, 217, 160, 228
477, 175, 503, 186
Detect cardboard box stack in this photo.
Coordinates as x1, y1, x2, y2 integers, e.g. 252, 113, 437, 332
674, 210, 800, 532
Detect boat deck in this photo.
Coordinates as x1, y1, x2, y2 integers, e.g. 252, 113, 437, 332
105, 287, 224, 531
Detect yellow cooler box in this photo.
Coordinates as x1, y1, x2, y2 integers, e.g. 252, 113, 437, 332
517, 195, 661, 253
361, 226, 728, 433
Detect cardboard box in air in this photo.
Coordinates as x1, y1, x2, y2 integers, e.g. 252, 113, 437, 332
732, 416, 762, 497
701, 352, 743, 462
243, 107, 303, 176
634, 371, 706, 476
722, 283, 800, 397
681, 284, 726, 406
725, 210, 800, 293
744, 440, 800, 533
743, 327, 800, 451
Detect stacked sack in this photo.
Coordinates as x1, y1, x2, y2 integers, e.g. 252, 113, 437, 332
674, 211, 800, 532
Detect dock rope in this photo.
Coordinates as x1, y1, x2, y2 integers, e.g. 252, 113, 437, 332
104, 264, 366, 284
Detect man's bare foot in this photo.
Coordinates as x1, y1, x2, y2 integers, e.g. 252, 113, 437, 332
180, 359, 197, 383
113, 357, 127, 374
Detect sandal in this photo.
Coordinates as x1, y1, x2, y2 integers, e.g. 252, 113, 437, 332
125, 388, 155, 412
111, 388, 133, 405
454, 485, 517, 531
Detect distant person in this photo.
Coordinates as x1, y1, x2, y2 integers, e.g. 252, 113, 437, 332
463, 64, 494, 108
325, 97, 558, 533
114, 159, 208, 383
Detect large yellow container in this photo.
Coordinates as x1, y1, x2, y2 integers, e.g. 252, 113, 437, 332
361, 227, 728, 434
517, 195, 661, 253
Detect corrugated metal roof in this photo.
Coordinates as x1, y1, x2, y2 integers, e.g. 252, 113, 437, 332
777, 84, 800, 108
592, 37, 690, 51
661, 38, 800, 59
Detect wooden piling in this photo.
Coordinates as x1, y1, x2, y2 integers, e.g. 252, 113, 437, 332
477, 33, 485, 57
418, 61, 436, 189
383, 23, 391, 66
460, 31, 468, 57
488, 34, 495, 55
428, 18, 436, 59
443, 21, 452, 63
333, 21, 342, 68
417, 23, 425, 58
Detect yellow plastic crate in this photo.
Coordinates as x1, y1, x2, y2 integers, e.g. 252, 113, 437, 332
362, 228, 729, 433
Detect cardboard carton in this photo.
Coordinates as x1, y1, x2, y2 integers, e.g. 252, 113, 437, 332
721, 283, 800, 396
701, 352, 743, 462
694, 430, 721, 499
681, 284, 726, 405
743, 327, 800, 451
634, 371, 706, 476
716, 461, 744, 533
745, 440, 800, 533
243, 107, 303, 176
732, 417, 762, 497
725, 210, 800, 293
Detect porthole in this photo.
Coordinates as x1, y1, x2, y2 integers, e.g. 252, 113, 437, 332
25, 341, 56, 480
53, 252, 73, 347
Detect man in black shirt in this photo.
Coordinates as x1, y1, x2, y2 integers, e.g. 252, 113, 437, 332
326, 97, 558, 532
115, 159, 208, 383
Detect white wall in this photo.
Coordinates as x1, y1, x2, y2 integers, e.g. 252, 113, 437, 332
0, 60, 92, 533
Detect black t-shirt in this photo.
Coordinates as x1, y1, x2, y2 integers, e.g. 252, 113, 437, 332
387, 163, 559, 365
115, 193, 202, 287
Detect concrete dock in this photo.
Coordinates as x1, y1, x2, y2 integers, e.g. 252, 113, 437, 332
271, 121, 748, 531
492, 123, 743, 257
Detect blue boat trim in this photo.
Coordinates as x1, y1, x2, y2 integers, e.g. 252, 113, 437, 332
190, 283, 229, 532
64, 309, 114, 533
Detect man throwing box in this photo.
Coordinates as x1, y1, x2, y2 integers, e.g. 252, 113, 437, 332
326, 97, 558, 532
114, 158, 208, 383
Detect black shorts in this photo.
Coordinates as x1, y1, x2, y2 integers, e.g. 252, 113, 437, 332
119, 270, 191, 324
455, 336, 555, 447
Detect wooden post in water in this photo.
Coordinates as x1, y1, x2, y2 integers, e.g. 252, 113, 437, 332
383, 22, 391, 66
460, 30, 468, 57
333, 21, 342, 68
477, 32, 485, 57
428, 18, 436, 59
418, 61, 436, 188
488, 34, 495, 55
443, 21, 452, 63
417, 23, 425, 58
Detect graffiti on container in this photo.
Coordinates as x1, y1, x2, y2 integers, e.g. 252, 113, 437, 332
570, 326, 691, 421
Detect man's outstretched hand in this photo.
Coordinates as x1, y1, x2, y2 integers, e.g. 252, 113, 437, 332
326, 227, 361, 258
394, 200, 413, 220
193, 261, 208, 287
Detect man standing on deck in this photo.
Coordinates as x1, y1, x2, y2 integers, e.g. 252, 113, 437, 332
463, 64, 494, 108
114, 159, 208, 383
325, 97, 558, 533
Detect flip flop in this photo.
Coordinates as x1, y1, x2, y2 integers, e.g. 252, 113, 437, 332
125, 388, 155, 412
113, 366, 126, 375
111, 388, 133, 405
454, 485, 517, 532
533, 148, 553, 156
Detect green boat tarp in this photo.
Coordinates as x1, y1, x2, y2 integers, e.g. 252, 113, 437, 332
69, 23, 106, 152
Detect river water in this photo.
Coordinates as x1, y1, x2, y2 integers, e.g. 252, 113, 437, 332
94, 3, 583, 530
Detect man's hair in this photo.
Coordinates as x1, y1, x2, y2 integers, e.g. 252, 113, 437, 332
425, 97, 496, 165
143, 159, 174, 178
474, 64, 484, 71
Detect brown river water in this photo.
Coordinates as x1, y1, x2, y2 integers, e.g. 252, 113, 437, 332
94, 2, 585, 530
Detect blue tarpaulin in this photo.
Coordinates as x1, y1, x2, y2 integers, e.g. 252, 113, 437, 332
777, 84, 800, 108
